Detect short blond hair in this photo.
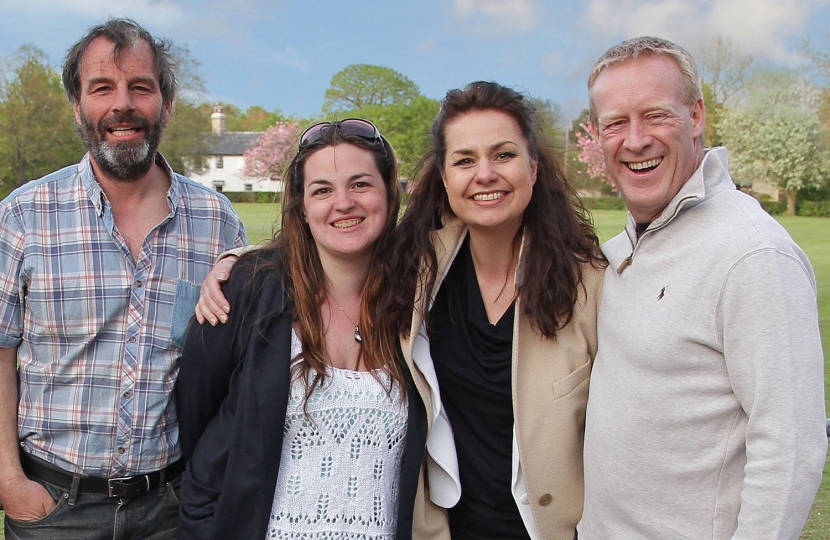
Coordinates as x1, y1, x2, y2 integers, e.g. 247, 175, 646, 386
588, 36, 702, 125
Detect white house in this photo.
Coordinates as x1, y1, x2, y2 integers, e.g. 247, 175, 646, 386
186, 107, 282, 193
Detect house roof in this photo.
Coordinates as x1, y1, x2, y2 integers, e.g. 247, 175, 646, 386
203, 132, 262, 156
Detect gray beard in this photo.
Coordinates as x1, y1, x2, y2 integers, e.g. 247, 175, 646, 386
78, 110, 164, 182
93, 138, 153, 181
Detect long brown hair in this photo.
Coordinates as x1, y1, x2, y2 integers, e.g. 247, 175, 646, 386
251, 123, 404, 402
387, 81, 605, 338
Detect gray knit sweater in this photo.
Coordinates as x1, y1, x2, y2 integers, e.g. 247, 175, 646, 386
579, 148, 827, 540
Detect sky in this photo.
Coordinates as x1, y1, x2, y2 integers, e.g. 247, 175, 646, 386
2, 0, 829, 122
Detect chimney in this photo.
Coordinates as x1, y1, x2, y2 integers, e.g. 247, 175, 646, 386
211, 106, 227, 135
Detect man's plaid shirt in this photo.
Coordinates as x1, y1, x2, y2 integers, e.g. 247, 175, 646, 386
0, 153, 246, 477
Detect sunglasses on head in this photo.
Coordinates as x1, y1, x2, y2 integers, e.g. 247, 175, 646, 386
298, 118, 383, 150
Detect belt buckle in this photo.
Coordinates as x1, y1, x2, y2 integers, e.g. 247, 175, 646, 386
107, 475, 150, 497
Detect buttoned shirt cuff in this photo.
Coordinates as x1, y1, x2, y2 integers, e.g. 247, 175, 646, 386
0, 333, 22, 349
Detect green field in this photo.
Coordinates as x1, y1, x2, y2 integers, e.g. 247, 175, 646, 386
1, 205, 827, 537
236, 201, 282, 244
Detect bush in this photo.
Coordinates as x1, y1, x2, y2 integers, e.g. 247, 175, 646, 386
751, 194, 830, 217
255, 192, 282, 204
222, 191, 282, 204
758, 199, 786, 215
798, 200, 830, 217
580, 197, 627, 211
221, 191, 255, 203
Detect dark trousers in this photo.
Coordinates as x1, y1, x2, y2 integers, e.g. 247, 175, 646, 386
4, 476, 180, 540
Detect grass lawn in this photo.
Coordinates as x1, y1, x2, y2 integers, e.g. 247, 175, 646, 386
236, 201, 282, 244
1, 205, 827, 538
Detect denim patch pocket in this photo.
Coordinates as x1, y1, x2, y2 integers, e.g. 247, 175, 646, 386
171, 280, 201, 349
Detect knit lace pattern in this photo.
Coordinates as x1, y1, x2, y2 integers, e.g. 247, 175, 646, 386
265, 332, 408, 539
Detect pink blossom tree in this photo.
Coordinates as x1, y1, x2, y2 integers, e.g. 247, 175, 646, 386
575, 124, 615, 190
243, 121, 302, 180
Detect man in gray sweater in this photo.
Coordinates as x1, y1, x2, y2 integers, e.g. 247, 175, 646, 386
578, 36, 826, 540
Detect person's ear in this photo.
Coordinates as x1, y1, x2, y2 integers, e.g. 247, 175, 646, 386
690, 98, 705, 140
162, 100, 173, 126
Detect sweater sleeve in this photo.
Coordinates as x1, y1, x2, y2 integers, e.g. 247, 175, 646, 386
718, 247, 826, 539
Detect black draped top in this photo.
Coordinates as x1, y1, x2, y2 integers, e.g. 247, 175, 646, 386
428, 237, 530, 540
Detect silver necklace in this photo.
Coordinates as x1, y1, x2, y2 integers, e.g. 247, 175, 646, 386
326, 286, 362, 343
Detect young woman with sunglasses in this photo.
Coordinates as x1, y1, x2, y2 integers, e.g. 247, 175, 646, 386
196, 85, 606, 539
386, 82, 605, 540
175, 119, 427, 540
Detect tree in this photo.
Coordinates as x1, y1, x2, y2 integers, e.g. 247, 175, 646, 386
159, 100, 211, 175
717, 71, 830, 214
802, 33, 830, 153
699, 35, 755, 106
231, 106, 289, 132
562, 109, 610, 194
574, 124, 614, 190
170, 43, 206, 101
321, 65, 438, 177
0, 45, 82, 196
802, 32, 830, 85
323, 64, 420, 113
158, 45, 212, 174
701, 81, 722, 146
243, 121, 302, 180
531, 97, 566, 150
359, 96, 440, 178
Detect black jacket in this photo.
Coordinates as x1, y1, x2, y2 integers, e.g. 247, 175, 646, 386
175, 249, 427, 540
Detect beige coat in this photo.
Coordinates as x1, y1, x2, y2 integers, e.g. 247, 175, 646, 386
404, 216, 603, 540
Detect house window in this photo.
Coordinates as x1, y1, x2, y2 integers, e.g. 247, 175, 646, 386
216, 156, 224, 169
244, 183, 253, 192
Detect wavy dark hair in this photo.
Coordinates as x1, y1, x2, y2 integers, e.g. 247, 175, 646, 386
387, 81, 605, 338
63, 17, 177, 107
248, 123, 404, 403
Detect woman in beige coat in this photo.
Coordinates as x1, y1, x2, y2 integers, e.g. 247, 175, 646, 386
385, 82, 605, 540
196, 82, 605, 540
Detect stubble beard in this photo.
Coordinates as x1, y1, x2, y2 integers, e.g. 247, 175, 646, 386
78, 109, 166, 182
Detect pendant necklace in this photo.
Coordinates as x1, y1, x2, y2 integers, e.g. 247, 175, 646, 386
326, 286, 362, 343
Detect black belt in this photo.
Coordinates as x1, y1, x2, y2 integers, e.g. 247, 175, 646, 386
21, 453, 183, 498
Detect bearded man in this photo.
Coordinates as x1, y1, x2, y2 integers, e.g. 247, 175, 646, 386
0, 18, 246, 540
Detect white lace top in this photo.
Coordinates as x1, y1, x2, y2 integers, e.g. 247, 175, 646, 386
265, 332, 408, 539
